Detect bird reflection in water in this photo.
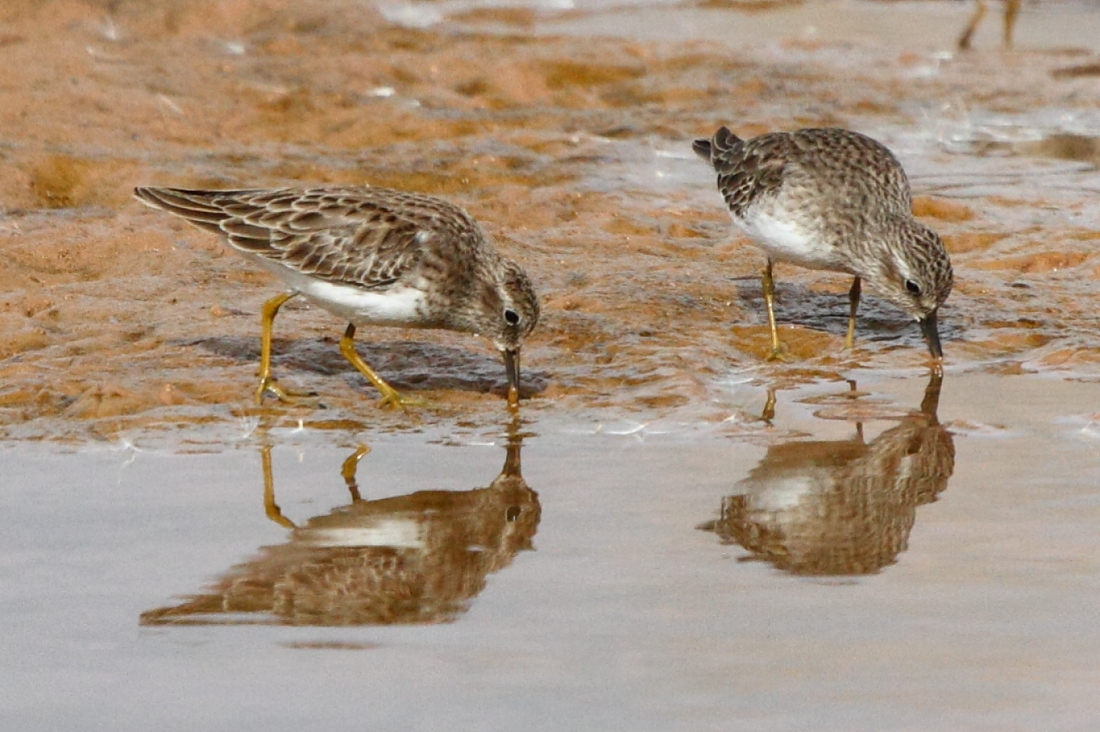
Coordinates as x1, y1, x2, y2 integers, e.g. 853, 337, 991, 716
700, 373, 953, 575
141, 420, 538, 626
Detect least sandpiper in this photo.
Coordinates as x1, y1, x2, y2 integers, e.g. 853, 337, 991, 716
134, 186, 539, 408
693, 126, 953, 360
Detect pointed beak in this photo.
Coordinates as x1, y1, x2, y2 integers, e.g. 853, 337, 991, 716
919, 309, 943, 360
503, 348, 521, 408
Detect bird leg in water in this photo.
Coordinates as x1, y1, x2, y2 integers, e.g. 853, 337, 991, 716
341, 444, 371, 502
958, 0, 1021, 51
261, 445, 296, 528
845, 276, 862, 350
761, 258, 785, 361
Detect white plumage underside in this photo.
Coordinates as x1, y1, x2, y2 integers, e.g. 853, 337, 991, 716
253, 257, 429, 327
298, 279, 428, 327
738, 210, 840, 272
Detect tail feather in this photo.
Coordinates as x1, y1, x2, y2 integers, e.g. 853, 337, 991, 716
692, 126, 744, 170
133, 186, 232, 234
691, 137, 712, 161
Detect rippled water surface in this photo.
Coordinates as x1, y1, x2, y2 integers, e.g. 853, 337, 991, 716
2, 0, 1100, 728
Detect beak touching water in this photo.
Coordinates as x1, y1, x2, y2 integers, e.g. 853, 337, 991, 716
503, 348, 521, 408
919, 309, 943, 360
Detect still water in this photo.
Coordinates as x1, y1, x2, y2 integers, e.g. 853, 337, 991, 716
4, 372, 1100, 729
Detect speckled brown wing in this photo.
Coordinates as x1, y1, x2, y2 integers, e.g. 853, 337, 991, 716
694, 127, 913, 220
693, 126, 789, 220
134, 186, 479, 290
780, 128, 913, 215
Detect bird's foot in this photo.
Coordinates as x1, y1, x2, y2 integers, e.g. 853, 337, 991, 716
254, 377, 318, 405
376, 386, 426, 411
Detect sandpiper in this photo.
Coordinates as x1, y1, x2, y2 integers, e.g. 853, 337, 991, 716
693, 126, 953, 360
134, 186, 539, 408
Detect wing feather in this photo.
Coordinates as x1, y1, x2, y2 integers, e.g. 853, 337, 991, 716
133, 186, 477, 291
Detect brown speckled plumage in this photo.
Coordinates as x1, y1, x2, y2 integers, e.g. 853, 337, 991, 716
134, 185, 539, 404
693, 126, 953, 358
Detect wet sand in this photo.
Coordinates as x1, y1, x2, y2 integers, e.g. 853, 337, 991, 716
2, 0, 1100, 728
1, 0, 1099, 441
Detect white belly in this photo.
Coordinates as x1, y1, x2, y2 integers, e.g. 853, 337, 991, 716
297, 278, 428, 327
256, 257, 429, 327
738, 210, 842, 272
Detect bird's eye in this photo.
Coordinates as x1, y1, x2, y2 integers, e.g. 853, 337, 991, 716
905, 280, 921, 296
504, 308, 520, 326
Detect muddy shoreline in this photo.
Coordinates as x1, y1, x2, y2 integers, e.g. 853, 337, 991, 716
1, 0, 1099, 446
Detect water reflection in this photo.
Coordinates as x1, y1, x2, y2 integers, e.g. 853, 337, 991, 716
701, 374, 953, 575
141, 421, 538, 626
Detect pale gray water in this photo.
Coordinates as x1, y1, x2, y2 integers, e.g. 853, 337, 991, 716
4, 372, 1100, 730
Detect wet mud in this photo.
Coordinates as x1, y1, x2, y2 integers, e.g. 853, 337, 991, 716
1, 0, 1099, 443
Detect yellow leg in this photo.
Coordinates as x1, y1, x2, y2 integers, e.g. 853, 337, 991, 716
1003, 0, 1020, 47
958, 0, 986, 50
260, 445, 296, 529
255, 291, 297, 404
339, 323, 423, 409
844, 276, 861, 350
761, 259, 784, 360
340, 444, 370, 502
761, 388, 776, 422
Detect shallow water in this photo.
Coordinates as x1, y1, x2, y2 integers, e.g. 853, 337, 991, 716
3, 0, 1100, 727
5, 371, 1100, 729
